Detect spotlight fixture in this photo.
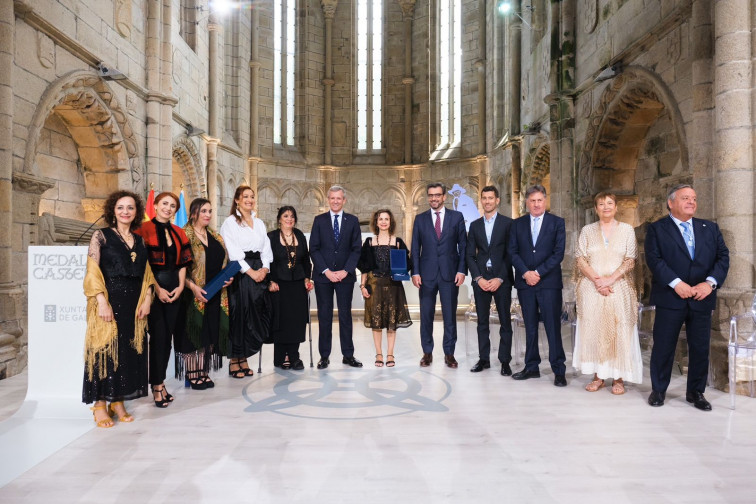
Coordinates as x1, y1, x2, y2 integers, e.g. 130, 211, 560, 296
595, 64, 622, 83
185, 124, 206, 137
96, 62, 127, 81
498, 2, 535, 28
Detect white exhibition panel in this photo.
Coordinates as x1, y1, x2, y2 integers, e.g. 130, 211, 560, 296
0, 246, 93, 488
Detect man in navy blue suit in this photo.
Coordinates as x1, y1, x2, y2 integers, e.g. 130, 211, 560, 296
645, 184, 729, 411
508, 185, 567, 386
411, 182, 467, 368
466, 185, 514, 375
310, 185, 363, 369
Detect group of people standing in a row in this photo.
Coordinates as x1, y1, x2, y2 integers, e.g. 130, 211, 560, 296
82, 179, 729, 428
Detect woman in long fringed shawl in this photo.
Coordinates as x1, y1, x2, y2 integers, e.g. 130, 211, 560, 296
83, 190, 156, 428
179, 198, 231, 389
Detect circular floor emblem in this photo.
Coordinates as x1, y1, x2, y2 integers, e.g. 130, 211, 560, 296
242, 368, 452, 420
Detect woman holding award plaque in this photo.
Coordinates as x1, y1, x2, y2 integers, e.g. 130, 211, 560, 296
358, 209, 412, 367
181, 198, 233, 390
220, 186, 273, 378
267, 206, 313, 370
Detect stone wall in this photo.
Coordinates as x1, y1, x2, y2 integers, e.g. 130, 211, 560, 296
0, 0, 754, 394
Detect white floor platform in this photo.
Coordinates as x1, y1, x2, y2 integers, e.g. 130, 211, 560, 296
1, 319, 755, 503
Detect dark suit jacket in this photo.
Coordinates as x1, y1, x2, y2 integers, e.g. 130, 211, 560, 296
411, 208, 467, 282
466, 213, 514, 285
309, 211, 362, 284
645, 216, 729, 312
508, 212, 565, 290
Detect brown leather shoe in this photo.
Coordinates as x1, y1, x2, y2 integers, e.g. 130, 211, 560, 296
419, 353, 433, 367
444, 354, 458, 368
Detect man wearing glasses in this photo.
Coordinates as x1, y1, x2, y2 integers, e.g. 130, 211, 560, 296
411, 182, 467, 368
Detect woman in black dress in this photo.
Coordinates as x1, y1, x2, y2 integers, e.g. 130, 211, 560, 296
83, 190, 156, 427
135, 192, 192, 407
181, 198, 232, 389
268, 206, 313, 370
358, 209, 412, 367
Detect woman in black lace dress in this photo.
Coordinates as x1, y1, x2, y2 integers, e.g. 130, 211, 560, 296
267, 206, 313, 370
358, 209, 412, 367
83, 191, 156, 428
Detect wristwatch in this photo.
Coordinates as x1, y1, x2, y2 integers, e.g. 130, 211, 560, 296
706, 279, 716, 289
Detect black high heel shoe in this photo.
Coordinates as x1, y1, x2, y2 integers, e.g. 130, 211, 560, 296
185, 370, 207, 390
151, 385, 170, 408
228, 359, 245, 379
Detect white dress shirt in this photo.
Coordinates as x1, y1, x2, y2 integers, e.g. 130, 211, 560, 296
220, 212, 273, 273
667, 214, 717, 289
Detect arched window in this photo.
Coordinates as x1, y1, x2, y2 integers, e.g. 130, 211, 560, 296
356, 0, 382, 150
438, 0, 462, 148
274, 0, 296, 146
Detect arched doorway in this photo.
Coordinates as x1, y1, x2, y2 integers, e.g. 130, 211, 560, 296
579, 66, 688, 228
25, 71, 143, 223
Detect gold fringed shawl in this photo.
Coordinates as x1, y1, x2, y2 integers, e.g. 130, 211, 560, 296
83, 256, 157, 380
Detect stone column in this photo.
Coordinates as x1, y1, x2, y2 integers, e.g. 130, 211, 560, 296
0, 0, 13, 285
322, 1, 338, 165
714, 0, 753, 289
508, 1, 521, 136
247, 8, 260, 191
475, 0, 486, 154
398, 0, 416, 164
160, 0, 174, 189
207, 17, 222, 227
690, 0, 714, 217
0, 0, 21, 378
511, 144, 521, 217
145, 0, 162, 188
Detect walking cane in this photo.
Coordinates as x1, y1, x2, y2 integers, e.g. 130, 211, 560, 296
308, 292, 314, 367
258, 346, 262, 374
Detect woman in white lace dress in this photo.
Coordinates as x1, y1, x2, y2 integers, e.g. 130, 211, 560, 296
573, 192, 642, 395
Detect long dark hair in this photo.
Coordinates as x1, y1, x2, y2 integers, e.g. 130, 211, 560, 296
188, 198, 211, 226
230, 185, 254, 223
103, 190, 145, 231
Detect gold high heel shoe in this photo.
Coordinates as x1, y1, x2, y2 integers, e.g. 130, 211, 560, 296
90, 403, 115, 428
107, 401, 134, 422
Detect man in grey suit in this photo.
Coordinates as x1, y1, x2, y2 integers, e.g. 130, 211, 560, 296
466, 186, 514, 375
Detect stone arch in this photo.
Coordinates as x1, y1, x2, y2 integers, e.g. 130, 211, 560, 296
522, 137, 551, 212
24, 70, 143, 220
579, 66, 688, 226
172, 137, 205, 199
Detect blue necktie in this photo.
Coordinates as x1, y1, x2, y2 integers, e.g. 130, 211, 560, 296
532, 217, 541, 246
680, 221, 694, 259
333, 214, 340, 244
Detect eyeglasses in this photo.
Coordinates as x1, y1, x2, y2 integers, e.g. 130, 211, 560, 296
427, 193, 444, 199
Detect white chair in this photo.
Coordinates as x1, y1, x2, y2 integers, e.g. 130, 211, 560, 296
728, 295, 756, 410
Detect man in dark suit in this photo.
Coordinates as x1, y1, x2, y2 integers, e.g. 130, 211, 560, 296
508, 184, 567, 386
309, 185, 363, 369
645, 184, 729, 411
411, 182, 467, 368
466, 185, 514, 375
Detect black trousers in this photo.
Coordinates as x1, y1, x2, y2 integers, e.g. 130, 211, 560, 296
314, 281, 355, 358
518, 287, 566, 375
650, 306, 711, 394
473, 270, 513, 363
